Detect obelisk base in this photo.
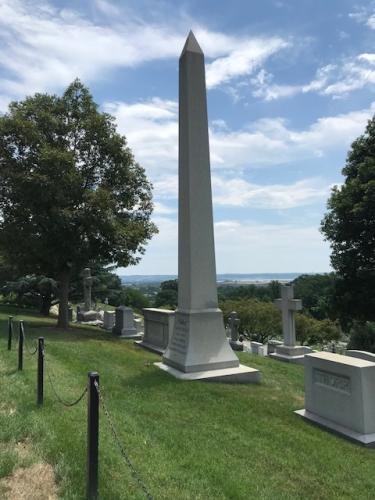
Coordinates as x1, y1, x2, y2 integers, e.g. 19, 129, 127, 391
158, 308, 260, 382
155, 362, 261, 383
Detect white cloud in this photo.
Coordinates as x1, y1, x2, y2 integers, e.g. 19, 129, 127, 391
152, 202, 176, 215
105, 98, 178, 172
0, 0, 290, 106
107, 97, 375, 174
205, 37, 290, 88
212, 177, 330, 209
367, 14, 375, 29
153, 174, 330, 210
120, 216, 330, 274
349, 6, 375, 30
251, 58, 375, 101
252, 47, 375, 101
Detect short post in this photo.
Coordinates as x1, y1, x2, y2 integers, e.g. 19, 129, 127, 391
18, 321, 24, 371
37, 337, 44, 405
7, 316, 13, 351
87, 372, 99, 500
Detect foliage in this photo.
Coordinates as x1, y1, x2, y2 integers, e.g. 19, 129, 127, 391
295, 314, 340, 346
1, 275, 57, 315
221, 298, 282, 343
0, 80, 157, 327
119, 286, 150, 311
347, 321, 375, 353
321, 116, 375, 324
220, 298, 340, 346
154, 279, 178, 309
218, 280, 281, 303
293, 273, 336, 320
1, 305, 375, 500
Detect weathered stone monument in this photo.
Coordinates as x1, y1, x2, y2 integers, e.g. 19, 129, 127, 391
112, 305, 142, 339
136, 308, 175, 354
269, 284, 312, 364
228, 312, 243, 351
155, 32, 260, 383
267, 339, 283, 355
83, 268, 93, 311
103, 310, 115, 330
295, 352, 375, 446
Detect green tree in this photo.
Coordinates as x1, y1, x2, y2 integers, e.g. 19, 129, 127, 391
154, 280, 178, 309
0, 80, 157, 328
293, 273, 336, 320
321, 116, 375, 325
121, 286, 150, 311
221, 298, 282, 343
347, 321, 375, 352
2, 275, 58, 315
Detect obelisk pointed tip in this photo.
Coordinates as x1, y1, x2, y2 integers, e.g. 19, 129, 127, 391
181, 30, 203, 57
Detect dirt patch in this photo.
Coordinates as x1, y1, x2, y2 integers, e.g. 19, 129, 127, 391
15, 439, 32, 460
0, 403, 16, 417
0, 462, 58, 500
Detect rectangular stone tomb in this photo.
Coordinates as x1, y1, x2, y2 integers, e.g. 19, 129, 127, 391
112, 306, 142, 340
269, 345, 312, 365
346, 350, 375, 363
295, 352, 375, 446
135, 308, 175, 354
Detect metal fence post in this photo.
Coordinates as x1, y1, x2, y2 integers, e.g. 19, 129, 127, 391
18, 320, 24, 371
7, 316, 13, 351
87, 372, 99, 500
37, 337, 44, 405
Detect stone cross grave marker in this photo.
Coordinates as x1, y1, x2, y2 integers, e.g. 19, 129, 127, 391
274, 284, 301, 347
228, 311, 243, 351
83, 268, 94, 312
270, 284, 312, 364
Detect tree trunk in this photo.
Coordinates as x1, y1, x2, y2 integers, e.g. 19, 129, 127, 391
40, 294, 52, 316
57, 271, 71, 329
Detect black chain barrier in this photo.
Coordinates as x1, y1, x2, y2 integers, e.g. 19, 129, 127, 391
44, 353, 87, 407
94, 381, 153, 500
22, 323, 38, 356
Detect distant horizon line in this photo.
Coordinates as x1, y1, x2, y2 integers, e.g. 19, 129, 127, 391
118, 271, 330, 277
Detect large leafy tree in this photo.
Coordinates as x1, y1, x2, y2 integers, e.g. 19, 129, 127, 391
0, 80, 157, 328
321, 116, 375, 325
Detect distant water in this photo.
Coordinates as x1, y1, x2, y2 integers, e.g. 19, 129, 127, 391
120, 272, 307, 284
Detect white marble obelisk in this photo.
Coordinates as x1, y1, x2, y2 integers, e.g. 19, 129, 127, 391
156, 32, 260, 383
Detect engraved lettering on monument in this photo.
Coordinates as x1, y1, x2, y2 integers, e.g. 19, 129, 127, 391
170, 318, 188, 355
313, 369, 351, 394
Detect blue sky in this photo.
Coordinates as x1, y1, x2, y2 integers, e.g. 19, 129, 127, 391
1, 0, 374, 275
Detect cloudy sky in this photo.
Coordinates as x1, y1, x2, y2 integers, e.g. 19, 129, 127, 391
1, 0, 374, 275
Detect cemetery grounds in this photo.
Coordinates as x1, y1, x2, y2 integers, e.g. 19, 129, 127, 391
0, 305, 375, 499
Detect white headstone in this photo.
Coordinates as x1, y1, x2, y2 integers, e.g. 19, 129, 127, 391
269, 284, 312, 364
103, 311, 115, 330
250, 341, 263, 355
155, 32, 260, 383
136, 308, 175, 354
296, 352, 375, 446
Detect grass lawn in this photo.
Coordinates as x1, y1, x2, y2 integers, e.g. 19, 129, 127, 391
0, 305, 375, 499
